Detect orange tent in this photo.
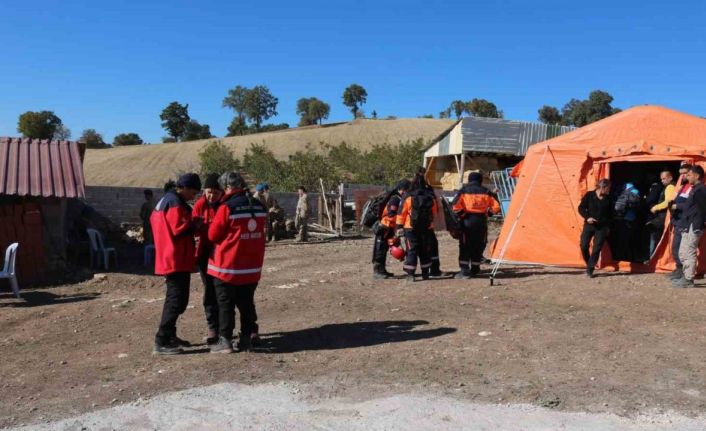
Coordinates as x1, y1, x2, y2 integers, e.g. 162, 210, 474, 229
490, 105, 706, 273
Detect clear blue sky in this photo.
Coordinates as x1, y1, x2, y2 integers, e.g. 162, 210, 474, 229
1, 0, 704, 143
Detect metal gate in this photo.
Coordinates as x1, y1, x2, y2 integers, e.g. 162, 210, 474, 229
490, 168, 517, 217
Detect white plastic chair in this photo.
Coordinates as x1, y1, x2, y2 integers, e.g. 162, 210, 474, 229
87, 228, 118, 270
0, 243, 20, 298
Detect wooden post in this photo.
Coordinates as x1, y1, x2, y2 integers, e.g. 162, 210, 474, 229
320, 178, 334, 231
458, 152, 466, 190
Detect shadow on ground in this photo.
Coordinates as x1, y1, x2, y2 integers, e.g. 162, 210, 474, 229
256, 320, 456, 353
0, 291, 100, 308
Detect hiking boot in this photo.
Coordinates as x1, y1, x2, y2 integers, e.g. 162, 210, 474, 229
454, 272, 472, 280
204, 331, 219, 345
210, 336, 234, 354
170, 336, 191, 347
235, 334, 251, 352
672, 277, 694, 288
666, 268, 683, 280
373, 272, 389, 280
405, 274, 415, 283
429, 269, 443, 277
421, 271, 430, 281
373, 264, 390, 279
250, 333, 262, 348
153, 342, 182, 356
587, 268, 595, 278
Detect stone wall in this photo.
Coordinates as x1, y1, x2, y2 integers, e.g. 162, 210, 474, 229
84, 186, 320, 226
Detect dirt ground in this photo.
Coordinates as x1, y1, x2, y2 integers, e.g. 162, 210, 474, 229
2, 234, 706, 428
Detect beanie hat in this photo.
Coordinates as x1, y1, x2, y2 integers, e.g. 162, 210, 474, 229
468, 172, 483, 184
203, 173, 221, 190
256, 183, 265, 192
176, 173, 201, 190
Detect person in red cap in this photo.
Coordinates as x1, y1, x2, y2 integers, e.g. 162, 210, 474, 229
192, 173, 224, 345
207, 172, 267, 353
151, 173, 202, 355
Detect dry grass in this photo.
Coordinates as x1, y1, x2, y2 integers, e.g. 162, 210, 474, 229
84, 118, 454, 187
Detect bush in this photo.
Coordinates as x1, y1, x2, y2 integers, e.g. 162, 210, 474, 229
198, 140, 240, 176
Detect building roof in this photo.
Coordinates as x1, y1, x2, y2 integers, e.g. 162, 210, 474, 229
0, 137, 86, 198
424, 116, 574, 158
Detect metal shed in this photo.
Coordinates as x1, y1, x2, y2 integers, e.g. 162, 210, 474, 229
423, 117, 573, 190
0, 137, 86, 286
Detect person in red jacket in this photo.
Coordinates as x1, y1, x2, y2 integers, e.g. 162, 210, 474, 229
150, 173, 202, 355
207, 172, 267, 353
192, 173, 224, 345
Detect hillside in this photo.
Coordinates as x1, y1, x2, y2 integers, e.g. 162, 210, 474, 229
83, 118, 454, 187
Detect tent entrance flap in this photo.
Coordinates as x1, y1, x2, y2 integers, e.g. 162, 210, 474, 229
606, 160, 682, 265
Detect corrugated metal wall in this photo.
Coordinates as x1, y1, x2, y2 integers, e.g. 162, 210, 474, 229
460, 117, 573, 156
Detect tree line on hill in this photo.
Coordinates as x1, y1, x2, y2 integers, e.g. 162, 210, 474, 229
14, 88, 621, 148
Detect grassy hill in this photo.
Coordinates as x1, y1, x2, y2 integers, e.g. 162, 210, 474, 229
84, 118, 454, 187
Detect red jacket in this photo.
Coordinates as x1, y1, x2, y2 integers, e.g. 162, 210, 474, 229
192, 195, 220, 260
150, 190, 196, 275
207, 191, 267, 286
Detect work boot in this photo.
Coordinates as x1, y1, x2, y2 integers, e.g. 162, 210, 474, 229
210, 336, 234, 354
672, 277, 694, 288
235, 333, 252, 352
666, 268, 683, 280
405, 274, 415, 283
421, 270, 430, 280
153, 341, 182, 356
429, 263, 442, 277
454, 272, 472, 280
170, 336, 191, 347
373, 264, 389, 280
204, 330, 218, 345
586, 268, 595, 278
250, 332, 262, 348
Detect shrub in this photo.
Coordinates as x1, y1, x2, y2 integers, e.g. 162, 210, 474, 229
198, 140, 240, 176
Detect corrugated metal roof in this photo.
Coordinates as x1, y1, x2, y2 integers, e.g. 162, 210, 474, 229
0, 137, 86, 198
461, 117, 574, 156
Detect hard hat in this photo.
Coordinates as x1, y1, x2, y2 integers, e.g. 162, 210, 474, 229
390, 245, 406, 261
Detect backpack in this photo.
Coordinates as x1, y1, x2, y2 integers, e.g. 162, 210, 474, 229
361, 189, 395, 228
410, 190, 435, 231
614, 189, 641, 218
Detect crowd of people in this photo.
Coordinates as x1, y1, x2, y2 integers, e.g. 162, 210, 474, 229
148, 172, 313, 355
579, 163, 706, 286
370, 169, 500, 282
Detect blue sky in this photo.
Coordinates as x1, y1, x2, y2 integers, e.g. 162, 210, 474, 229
1, 0, 704, 143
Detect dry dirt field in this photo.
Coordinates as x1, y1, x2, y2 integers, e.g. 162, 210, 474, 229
2, 234, 706, 428
83, 118, 454, 187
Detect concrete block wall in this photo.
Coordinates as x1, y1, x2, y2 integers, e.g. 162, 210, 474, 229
84, 186, 321, 226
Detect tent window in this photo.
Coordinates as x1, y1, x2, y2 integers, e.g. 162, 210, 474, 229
608, 161, 681, 263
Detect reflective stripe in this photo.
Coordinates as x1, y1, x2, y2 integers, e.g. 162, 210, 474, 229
403, 265, 416, 270
459, 260, 469, 265
431, 256, 440, 261
208, 264, 262, 275
470, 261, 482, 265
229, 212, 267, 220
421, 263, 432, 269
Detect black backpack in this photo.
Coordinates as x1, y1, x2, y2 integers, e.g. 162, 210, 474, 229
361, 189, 395, 228
410, 190, 435, 231
614, 189, 641, 217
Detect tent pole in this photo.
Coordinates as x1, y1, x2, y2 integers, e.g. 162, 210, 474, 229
458, 153, 466, 190
489, 146, 549, 286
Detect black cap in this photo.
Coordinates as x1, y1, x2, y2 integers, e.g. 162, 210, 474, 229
468, 172, 483, 183
203, 173, 221, 190
176, 173, 202, 190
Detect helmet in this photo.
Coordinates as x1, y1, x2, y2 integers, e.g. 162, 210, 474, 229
387, 237, 401, 247
390, 245, 406, 261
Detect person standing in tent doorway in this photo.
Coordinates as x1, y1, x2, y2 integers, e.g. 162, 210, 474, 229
611, 182, 642, 262
647, 171, 676, 257
666, 163, 692, 281
451, 172, 501, 278
396, 173, 438, 282
672, 165, 706, 288
578, 179, 612, 278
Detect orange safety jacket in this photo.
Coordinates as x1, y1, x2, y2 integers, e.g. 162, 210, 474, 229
451, 183, 501, 216
396, 192, 438, 230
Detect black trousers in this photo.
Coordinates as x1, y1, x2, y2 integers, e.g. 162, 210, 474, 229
672, 225, 683, 268
214, 279, 258, 339
459, 215, 487, 275
429, 230, 441, 272
155, 272, 191, 345
404, 230, 432, 275
580, 223, 609, 270
198, 256, 219, 333
372, 227, 392, 265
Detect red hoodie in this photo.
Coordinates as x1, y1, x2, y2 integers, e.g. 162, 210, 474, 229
150, 190, 196, 275
192, 195, 220, 260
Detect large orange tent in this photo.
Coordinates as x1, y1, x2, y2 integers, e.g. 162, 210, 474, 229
490, 105, 706, 273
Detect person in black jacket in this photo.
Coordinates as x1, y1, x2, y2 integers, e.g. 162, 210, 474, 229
672, 166, 706, 288
578, 179, 612, 278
